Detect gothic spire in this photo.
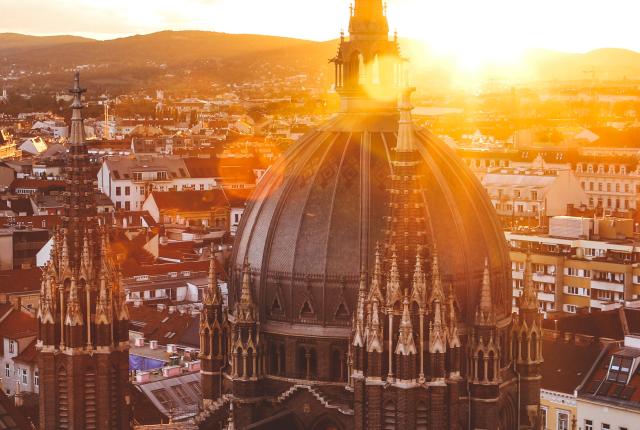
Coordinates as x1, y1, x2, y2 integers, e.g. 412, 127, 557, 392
353, 272, 367, 348
236, 258, 256, 322
368, 244, 384, 303
366, 297, 383, 353
204, 246, 222, 306
350, 0, 389, 37
429, 245, 445, 304
429, 299, 446, 354
475, 258, 495, 326
410, 246, 426, 307
521, 251, 539, 311
386, 250, 402, 308
395, 290, 416, 355
65, 276, 84, 327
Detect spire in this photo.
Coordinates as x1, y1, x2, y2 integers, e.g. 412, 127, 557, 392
38, 270, 55, 325
395, 290, 416, 355
366, 298, 383, 353
396, 87, 416, 153
521, 251, 539, 311
65, 276, 84, 327
429, 245, 445, 304
429, 300, 446, 354
350, 0, 389, 37
204, 246, 222, 306
69, 71, 86, 146
386, 250, 402, 309
236, 258, 255, 322
446, 283, 461, 348
368, 244, 384, 303
94, 273, 110, 325
353, 272, 367, 348
410, 246, 426, 308
475, 258, 495, 326
80, 231, 92, 280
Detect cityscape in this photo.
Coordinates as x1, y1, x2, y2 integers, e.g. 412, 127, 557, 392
1, 0, 640, 429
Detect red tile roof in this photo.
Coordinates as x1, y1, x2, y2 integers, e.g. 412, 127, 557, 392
13, 339, 37, 365
149, 190, 229, 213
0, 310, 37, 340
0, 268, 42, 295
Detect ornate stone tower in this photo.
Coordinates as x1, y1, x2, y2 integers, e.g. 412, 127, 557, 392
514, 252, 543, 429
37, 72, 130, 430
200, 248, 227, 405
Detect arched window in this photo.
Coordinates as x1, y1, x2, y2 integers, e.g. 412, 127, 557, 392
531, 332, 538, 362
236, 347, 244, 378
246, 347, 254, 378
521, 333, 529, 362
203, 328, 211, 356
212, 328, 220, 356
488, 351, 495, 382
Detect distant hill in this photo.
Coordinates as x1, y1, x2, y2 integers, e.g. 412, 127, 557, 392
1, 31, 640, 93
524, 48, 640, 81
0, 33, 91, 52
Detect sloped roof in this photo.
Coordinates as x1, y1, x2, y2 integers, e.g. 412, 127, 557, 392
0, 268, 42, 295
149, 190, 229, 213
13, 339, 37, 365
541, 339, 605, 394
0, 310, 37, 341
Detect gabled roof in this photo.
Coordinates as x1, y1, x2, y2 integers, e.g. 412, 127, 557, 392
13, 339, 37, 365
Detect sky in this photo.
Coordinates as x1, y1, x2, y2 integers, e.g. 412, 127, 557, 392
2, 0, 639, 66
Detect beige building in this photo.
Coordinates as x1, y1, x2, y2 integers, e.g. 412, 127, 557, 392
483, 167, 588, 222
507, 216, 640, 316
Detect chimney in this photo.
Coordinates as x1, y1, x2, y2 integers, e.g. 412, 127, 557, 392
134, 337, 145, 347
157, 304, 165, 312
185, 360, 201, 372
133, 299, 142, 308
168, 306, 176, 314
135, 371, 151, 383
161, 365, 182, 378
166, 344, 177, 354
149, 340, 158, 350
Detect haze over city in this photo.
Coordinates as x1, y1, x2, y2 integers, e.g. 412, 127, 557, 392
2, 1, 640, 429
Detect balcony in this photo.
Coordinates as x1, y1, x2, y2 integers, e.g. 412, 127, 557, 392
537, 292, 555, 303
590, 299, 603, 309
591, 280, 624, 293
533, 273, 556, 284
512, 271, 524, 280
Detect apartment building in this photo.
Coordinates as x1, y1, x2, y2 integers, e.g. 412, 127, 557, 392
507, 216, 640, 316
483, 167, 588, 222
98, 156, 257, 211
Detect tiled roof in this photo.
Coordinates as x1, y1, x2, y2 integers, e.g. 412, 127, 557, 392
0, 268, 42, 295
542, 308, 631, 341
0, 310, 37, 341
13, 339, 37, 365
149, 190, 228, 213
541, 339, 605, 394
579, 342, 640, 409
121, 260, 215, 278
129, 304, 200, 349
9, 179, 65, 191
0, 390, 34, 429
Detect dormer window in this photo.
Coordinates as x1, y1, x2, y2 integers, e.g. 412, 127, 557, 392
607, 355, 633, 383
8, 341, 14, 354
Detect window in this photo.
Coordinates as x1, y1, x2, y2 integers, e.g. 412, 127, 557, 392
608, 355, 632, 383
171, 385, 196, 405
9, 341, 14, 354
607, 183, 611, 192
34, 371, 39, 387
602, 424, 610, 430
140, 187, 145, 196
540, 407, 548, 429
531, 191, 538, 200
151, 388, 174, 410
557, 411, 569, 430
4, 364, 9, 378
585, 420, 593, 430
20, 369, 27, 385
115, 186, 121, 196
125, 201, 130, 211
125, 186, 130, 196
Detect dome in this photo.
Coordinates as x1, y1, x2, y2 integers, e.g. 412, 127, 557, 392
230, 111, 512, 332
